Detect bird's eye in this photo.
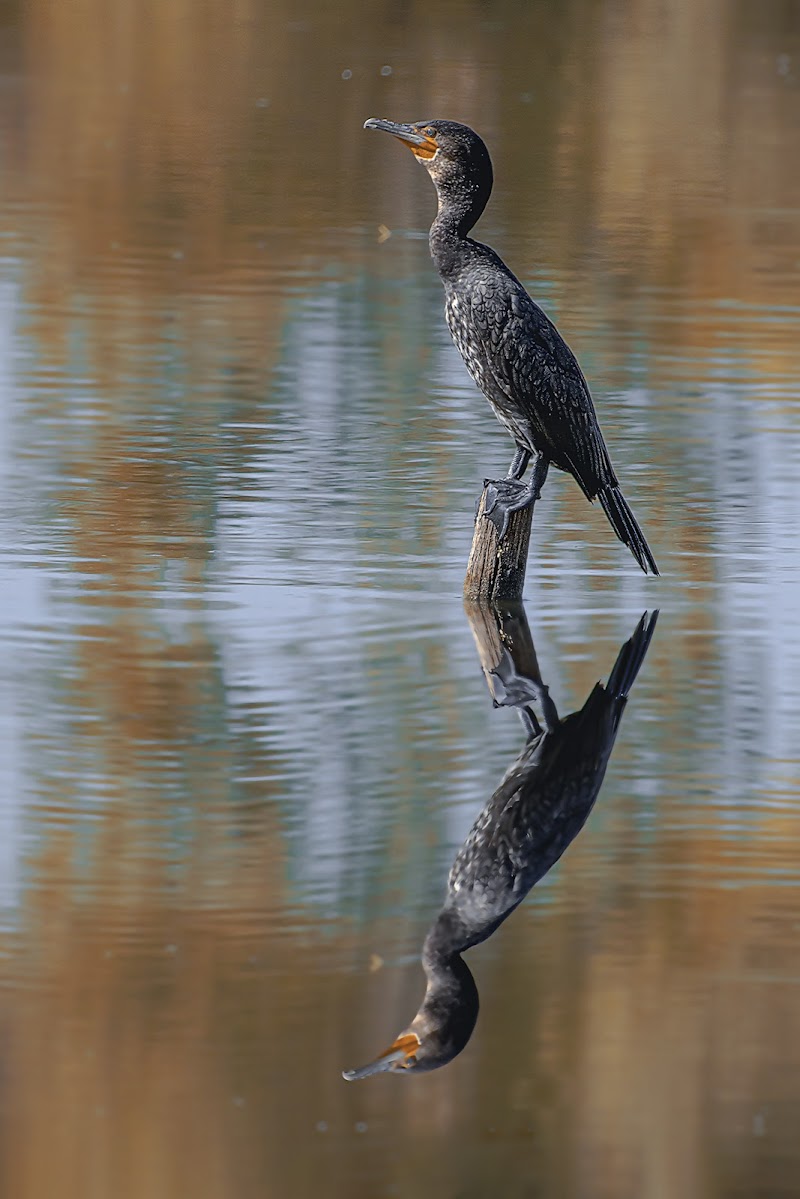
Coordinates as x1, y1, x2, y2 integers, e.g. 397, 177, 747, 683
425, 127, 437, 139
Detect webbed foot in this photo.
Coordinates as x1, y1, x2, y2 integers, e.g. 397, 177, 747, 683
482, 478, 540, 539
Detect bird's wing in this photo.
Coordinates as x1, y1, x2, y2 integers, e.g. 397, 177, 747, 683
453, 688, 620, 902
468, 275, 616, 496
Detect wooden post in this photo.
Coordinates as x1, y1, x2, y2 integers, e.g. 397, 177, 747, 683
462, 485, 533, 603
463, 599, 542, 705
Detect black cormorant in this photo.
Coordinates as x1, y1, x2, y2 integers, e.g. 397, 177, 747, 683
364, 118, 659, 575
343, 608, 658, 1078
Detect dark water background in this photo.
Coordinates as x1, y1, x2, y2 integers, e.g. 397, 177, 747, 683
0, 1, 798, 1196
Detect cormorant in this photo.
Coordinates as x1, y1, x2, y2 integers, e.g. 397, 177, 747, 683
343, 608, 658, 1078
364, 118, 659, 575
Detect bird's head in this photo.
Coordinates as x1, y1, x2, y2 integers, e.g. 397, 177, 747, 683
342, 1027, 423, 1080
342, 934, 479, 1080
342, 998, 477, 1080
363, 118, 493, 228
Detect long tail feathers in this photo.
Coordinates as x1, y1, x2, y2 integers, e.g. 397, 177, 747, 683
598, 486, 659, 575
605, 610, 659, 701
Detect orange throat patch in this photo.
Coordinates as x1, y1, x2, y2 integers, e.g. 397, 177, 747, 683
409, 137, 437, 160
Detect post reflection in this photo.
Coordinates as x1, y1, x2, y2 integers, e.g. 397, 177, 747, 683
344, 606, 658, 1080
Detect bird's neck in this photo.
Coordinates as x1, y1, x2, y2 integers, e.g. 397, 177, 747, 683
429, 219, 468, 279
429, 186, 487, 277
433, 194, 477, 237
420, 938, 478, 1025
422, 908, 475, 986
412, 908, 480, 1063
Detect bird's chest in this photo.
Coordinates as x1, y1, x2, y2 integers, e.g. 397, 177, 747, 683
444, 288, 535, 448
444, 292, 492, 392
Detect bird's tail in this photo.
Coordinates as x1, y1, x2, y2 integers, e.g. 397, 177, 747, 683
598, 485, 659, 575
605, 610, 659, 702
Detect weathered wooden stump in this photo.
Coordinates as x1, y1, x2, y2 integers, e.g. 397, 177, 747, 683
462, 484, 533, 603
463, 598, 542, 706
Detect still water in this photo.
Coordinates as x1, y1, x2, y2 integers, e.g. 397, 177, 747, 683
0, 0, 799, 1195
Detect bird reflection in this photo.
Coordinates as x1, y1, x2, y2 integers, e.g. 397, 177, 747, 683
343, 606, 657, 1079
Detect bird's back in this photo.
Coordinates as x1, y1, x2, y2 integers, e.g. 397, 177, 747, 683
442, 239, 616, 499
445, 677, 636, 952
447, 611, 656, 939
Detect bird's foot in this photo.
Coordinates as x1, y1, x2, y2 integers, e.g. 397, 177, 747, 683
482, 478, 540, 539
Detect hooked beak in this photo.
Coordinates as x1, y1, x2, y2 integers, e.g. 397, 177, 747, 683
342, 1031, 420, 1081
363, 118, 438, 160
